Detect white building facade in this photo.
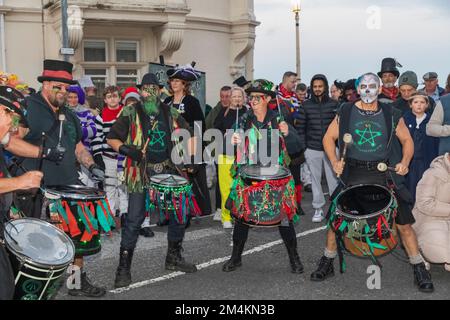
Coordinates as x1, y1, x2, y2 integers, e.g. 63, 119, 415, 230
0, 0, 258, 105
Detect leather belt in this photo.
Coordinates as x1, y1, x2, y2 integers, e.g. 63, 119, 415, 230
147, 159, 172, 174
346, 158, 382, 171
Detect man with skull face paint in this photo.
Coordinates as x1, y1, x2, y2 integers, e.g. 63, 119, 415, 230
311, 72, 435, 293
107, 73, 198, 289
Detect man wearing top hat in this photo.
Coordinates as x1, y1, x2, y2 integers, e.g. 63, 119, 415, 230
377, 57, 402, 104
14, 59, 107, 297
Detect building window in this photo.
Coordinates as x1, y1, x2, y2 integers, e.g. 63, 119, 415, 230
84, 68, 107, 95
117, 69, 138, 88
83, 40, 107, 62
82, 39, 144, 92
116, 41, 138, 63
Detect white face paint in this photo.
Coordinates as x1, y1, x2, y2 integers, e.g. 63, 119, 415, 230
1, 132, 10, 146
359, 74, 380, 104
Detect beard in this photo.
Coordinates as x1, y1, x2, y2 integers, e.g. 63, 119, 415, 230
143, 95, 159, 115
49, 94, 67, 109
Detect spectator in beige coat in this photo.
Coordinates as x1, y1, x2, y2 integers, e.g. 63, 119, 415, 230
413, 153, 450, 271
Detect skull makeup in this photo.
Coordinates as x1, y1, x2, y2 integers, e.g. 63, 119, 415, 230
358, 73, 381, 104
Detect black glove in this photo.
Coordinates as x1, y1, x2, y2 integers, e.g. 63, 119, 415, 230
89, 163, 105, 181
41, 146, 65, 162
119, 144, 143, 163
93, 154, 105, 170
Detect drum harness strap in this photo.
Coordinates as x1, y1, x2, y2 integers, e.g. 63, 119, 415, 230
333, 103, 399, 273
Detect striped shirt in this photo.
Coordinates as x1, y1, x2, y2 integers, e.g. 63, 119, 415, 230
91, 106, 122, 158
72, 105, 96, 152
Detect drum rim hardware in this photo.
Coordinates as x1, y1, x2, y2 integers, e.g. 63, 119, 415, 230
4, 218, 75, 269
335, 184, 396, 220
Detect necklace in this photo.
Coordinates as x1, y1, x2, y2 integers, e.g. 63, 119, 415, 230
173, 95, 186, 113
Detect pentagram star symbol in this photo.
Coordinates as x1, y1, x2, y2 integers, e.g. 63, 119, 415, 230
355, 124, 382, 147
149, 129, 166, 147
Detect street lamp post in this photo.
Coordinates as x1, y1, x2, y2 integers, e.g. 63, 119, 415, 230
61, 0, 70, 62
292, 1, 301, 81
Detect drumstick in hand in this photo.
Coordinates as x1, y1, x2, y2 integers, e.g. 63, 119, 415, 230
142, 137, 150, 155
377, 163, 397, 173
337, 133, 353, 178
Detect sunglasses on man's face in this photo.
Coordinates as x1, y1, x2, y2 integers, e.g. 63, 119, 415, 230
50, 85, 70, 95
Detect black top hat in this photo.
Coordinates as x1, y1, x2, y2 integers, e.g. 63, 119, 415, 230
167, 65, 201, 82
0, 86, 28, 127
233, 76, 251, 88
37, 59, 77, 85
378, 58, 401, 78
137, 73, 163, 89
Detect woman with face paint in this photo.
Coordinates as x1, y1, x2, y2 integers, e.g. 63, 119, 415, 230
107, 73, 199, 289
312, 72, 435, 293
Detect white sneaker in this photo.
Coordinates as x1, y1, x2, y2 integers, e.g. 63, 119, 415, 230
445, 264, 450, 272
222, 221, 233, 229
312, 209, 324, 223
213, 209, 222, 221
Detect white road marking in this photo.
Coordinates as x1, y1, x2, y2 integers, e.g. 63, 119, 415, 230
110, 225, 327, 294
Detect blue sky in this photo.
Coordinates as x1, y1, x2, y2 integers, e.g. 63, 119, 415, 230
254, 0, 450, 88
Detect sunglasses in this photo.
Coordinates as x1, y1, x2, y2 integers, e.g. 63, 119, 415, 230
51, 85, 69, 92
248, 95, 266, 103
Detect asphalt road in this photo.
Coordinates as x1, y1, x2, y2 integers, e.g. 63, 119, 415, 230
55, 188, 450, 301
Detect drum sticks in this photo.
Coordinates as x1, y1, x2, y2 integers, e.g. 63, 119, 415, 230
337, 133, 353, 178
377, 162, 396, 173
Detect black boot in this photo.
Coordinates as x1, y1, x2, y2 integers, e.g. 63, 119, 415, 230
303, 184, 312, 193
283, 238, 304, 274
297, 206, 306, 216
222, 239, 246, 272
114, 248, 134, 289
165, 241, 197, 273
310, 256, 335, 281
68, 272, 106, 298
140, 227, 155, 238
413, 263, 434, 293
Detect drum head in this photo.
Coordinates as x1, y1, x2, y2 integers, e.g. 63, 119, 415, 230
44, 185, 106, 200
336, 184, 392, 218
241, 165, 290, 181
150, 174, 188, 187
4, 218, 75, 268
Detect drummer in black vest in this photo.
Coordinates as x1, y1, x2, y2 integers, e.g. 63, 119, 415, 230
311, 72, 434, 293
13, 60, 106, 298
222, 79, 306, 274
0, 86, 43, 300
107, 73, 198, 289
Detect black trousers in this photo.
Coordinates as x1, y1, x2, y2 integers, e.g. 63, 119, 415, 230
120, 192, 186, 250
232, 219, 297, 243
14, 192, 43, 219
188, 164, 212, 215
